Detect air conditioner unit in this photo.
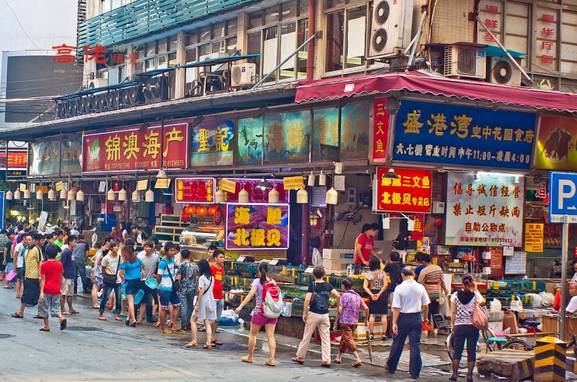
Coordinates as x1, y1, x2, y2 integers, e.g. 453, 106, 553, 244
142, 75, 168, 104
89, 78, 108, 89
231, 63, 256, 87
487, 56, 522, 86
443, 44, 486, 79
368, 0, 414, 59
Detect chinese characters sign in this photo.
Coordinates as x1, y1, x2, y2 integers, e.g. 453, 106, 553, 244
0, 150, 27, 170
445, 173, 524, 247
374, 167, 433, 213
534, 115, 577, 171
225, 204, 290, 250
534, 7, 558, 72
175, 178, 215, 204
82, 123, 188, 173
477, 0, 502, 45
372, 98, 389, 162
190, 119, 234, 167
525, 223, 544, 253
393, 100, 536, 169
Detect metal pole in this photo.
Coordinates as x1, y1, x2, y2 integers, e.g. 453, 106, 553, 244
560, 219, 569, 340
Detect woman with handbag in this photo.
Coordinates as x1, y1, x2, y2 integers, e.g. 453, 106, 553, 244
98, 240, 122, 321
187, 259, 216, 350
449, 274, 485, 382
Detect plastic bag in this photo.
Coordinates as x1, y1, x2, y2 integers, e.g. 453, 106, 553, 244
539, 291, 554, 307
510, 295, 523, 313
525, 293, 543, 308
490, 298, 502, 313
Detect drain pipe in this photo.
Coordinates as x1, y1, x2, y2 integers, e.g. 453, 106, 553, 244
306, 0, 316, 81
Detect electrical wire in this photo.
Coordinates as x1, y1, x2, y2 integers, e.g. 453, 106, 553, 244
1, 0, 41, 50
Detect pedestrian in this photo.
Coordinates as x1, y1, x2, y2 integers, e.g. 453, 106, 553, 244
137, 240, 159, 323
91, 238, 111, 309
354, 223, 380, 274
210, 250, 225, 346
187, 259, 216, 349
0, 229, 8, 281
13, 232, 29, 299
386, 267, 430, 379
292, 266, 341, 367
385, 251, 403, 292
417, 253, 449, 336
38, 245, 67, 332
176, 249, 198, 331
98, 240, 122, 321
334, 278, 369, 367
363, 255, 389, 340
12, 233, 42, 319
3, 231, 15, 289
235, 263, 278, 366
73, 236, 89, 294
449, 274, 484, 382
60, 235, 79, 315
414, 251, 426, 280
118, 242, 143, 327
156, 242, 181, 334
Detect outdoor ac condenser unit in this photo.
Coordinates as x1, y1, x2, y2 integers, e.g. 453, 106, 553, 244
443, 45, 486, 79
487, 57, 522, 86
231, 63, 257, 87
89, 78, 108, 89
368, 0, 413, 58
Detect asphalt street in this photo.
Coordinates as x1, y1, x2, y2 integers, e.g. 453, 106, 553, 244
0, 288, 453, 382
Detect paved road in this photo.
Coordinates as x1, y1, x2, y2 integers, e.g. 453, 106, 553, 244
0, 288, 452, 382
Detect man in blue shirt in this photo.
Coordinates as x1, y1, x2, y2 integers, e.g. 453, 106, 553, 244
156, 242, 181, 334
60, 235, 78, 315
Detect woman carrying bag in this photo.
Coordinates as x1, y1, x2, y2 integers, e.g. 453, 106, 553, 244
186, 259, 216, 350
363, 256, 389, 340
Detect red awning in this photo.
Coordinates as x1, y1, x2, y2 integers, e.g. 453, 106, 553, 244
295, 71, 577, 113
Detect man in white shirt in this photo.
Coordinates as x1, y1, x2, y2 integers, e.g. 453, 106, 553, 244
138, 240, 159, 323
386, 267, 430, 379
567, 283, 577, 315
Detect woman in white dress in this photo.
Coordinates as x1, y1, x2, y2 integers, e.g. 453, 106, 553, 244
187, 259, 216, 349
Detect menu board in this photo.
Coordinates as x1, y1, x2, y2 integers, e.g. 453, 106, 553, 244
505, 251, 527, 275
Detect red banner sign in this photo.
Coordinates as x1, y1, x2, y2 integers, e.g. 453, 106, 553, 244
82, 123, 188, 173
374, 167, 433, 213
175, 178, 216, 204
0, 150, 28, 169
371, 97, 389, 162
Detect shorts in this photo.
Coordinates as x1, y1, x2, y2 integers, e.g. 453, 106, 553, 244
17, 267, 24, 281
5, 263, 14, 274
61, 278, 75, 297
38, 294, 61, 318
158, 289, 181, 310
124, 279, 141, 295
251, 311, 278, 326
22, 278, 40, 307
215, 299, 225, 320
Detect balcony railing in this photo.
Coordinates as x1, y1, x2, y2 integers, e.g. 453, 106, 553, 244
78, 0, 257, 49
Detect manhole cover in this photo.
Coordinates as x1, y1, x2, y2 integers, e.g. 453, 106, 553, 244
0, 334, 15, 339
65, 326, 103, 332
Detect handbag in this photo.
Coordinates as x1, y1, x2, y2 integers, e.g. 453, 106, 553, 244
163, 260, 180, 292
472, 302, 489, 330
103, 257, 120, 286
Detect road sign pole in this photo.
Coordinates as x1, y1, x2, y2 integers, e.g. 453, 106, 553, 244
560, 219, 569, 340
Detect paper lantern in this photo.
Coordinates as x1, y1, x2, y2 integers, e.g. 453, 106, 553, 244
318, 171, 327, 186
47, 188, 55, 201
118, 188, 127, 202
67, 189, 75, 201
238, 187, 249, 203
36, 190, 43, 200
60, 188, 67, 199
326, 187, 338, 205
307, 172, 315, 187
197, 206, 207, 216
76, 190, 85, 202
185, 205, 195, 215
208, 205, 218, 216
215, 188, 225, 204
23, 189, 31, 199
14, 189, 21, 200
131, 190, 139, 202
268, 188, 279, 204
107, 188, 115, 201
145, 189, 154, 203
5, 190, 13, 200
296, 188, 308, 204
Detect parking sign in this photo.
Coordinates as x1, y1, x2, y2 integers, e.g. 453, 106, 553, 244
549, 171, 577, 223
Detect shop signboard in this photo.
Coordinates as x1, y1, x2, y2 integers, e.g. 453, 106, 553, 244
392, 100, 536, 169
283, 176, 304, 191
190, 119, 234, 167
445, 172, 524, 246
29, 137, 82, 176
174, 177, 215, 204
524, 223, 544, 252
219, 178, 237, 194
237, 117, 263, 165
371, 97, 389, 163
82, 123, 188, 173
535, 115, 577, 171
373, 167, 433, 213
264, 110, 311, 163
220, 178, 288, 204
0, 150, 27, 170
225, 203, 290, 250
549, 171, 577, 223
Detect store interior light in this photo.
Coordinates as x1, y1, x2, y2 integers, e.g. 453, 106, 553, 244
326, 187, 338, 205
5, 190, 13, 200
318, 171, 327, 186
296, 187, 308, 204
107, 188, 115, 201
67, 189, 75, 201
36, 189, 43, 200
268, 187, 280, 204
60, 188, 67, 200
238, 187, 249, 203
118, 188, 127, 202
307, 172, 315, 187
23, 188, 31, 199
145, 189, 154, 203
14, 189, 21, 200
48, 188, 55, 201
76, 189, 85, 202
131, 189, 139, 202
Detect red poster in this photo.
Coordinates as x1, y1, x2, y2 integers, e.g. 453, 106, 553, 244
0, 150, 28, 169
410, 214, 425, 240
490, 247, 503, 279
175, 178, 216, 204
371, 97, 389, 162
82, 123, 188, 173
374, 167, 433, 213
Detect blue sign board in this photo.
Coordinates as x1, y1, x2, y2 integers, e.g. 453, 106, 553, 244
549, 171, 577, 223
392, 100, 536, 169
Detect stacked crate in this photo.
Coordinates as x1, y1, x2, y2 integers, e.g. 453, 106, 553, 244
322, 249, 355, 275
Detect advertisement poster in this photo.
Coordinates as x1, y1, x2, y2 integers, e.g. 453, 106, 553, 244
312, 107, 339, 161
534, 115, 577, 170
373, 167, 433, 213
83, 123, 188, 173
372, 97, 389, 162
190, 119, 234, 167
524, 223, 544, 252
174, 178, 215, 204
237, 117, 263, 165
340, 101, 370, 159
225, 203, 290, 250
264, 111, 310, 163
393, 100, 536, 169
29, 137, 82, 176
445, 172, 524, 246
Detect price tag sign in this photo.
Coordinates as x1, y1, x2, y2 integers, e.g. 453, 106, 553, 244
220, 178, 237, 194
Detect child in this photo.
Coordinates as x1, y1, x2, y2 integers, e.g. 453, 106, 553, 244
334, 278, 368, 367
38, 245, 67, 331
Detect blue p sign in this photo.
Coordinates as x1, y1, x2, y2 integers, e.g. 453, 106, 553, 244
549, 172, 577, 223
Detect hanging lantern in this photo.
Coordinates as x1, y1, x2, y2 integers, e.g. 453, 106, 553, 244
48, 188, 56, 201
208, 205, 218, 216
23, 188, 31, 199
36, 189, 43, 200
107, 188, 115, 201
215, 188, 225, 204
296, 187, 308, 204
67, 189, 75, 201
326, 187, 338, 205
5, 190, 13, 200
307, 172, 315, 187
14, 189, 21, 200
268, 188, 280, 204
318, 171, 327, 186
238, 187, 249, 203
118, 188, 127, 202
197, 206, 207, 216
76, 189, 85, 202
60, 188, 67, 199
131, 189, 139, 202
145, 189, 154, 203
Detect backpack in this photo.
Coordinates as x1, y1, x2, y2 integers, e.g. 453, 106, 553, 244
262, 280, 283, 318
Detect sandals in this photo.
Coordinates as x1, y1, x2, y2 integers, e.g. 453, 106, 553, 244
184, 342, 197, 348
97, 315, 107, 321
320, 363, 331, 368
60, 319, 67, 331
202, 344, 213, 350
241, 356, 253, 364
352, 362, 362, 368
39, 327, 50, 332
291, 357, 304, 365
11, 313, 23, 319
212, 340, 224, 346
265, 360, 276, 367
334, 359, 342, 364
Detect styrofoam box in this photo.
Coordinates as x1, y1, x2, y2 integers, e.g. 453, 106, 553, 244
353, 322, 383, 340
322, 248, 355, 260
